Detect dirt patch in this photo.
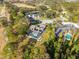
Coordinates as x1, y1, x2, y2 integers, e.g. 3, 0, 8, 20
0, 26, 7, 59
13, 3, 36, 9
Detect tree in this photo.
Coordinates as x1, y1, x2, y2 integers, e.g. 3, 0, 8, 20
3, 43, 17, 59
0, 17, 8, 27
6, 26, 19, 42
23, 49, 30, 59
13, 18, 29, 35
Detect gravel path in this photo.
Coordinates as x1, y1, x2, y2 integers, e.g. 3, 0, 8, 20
13, 3, 36, 9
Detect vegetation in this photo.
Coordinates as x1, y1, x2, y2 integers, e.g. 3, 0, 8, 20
1, 1, 79, 59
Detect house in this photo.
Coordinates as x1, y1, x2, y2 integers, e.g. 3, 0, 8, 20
27, 24, 46, 41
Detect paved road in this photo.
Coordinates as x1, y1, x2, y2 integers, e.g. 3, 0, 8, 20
39, 18, 79, 29
62, 22, 79, 28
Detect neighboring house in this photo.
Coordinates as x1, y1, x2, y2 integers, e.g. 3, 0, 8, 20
26, 24, 46, 40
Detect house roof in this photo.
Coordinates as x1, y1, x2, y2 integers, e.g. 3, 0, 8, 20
27, 24, 46, 40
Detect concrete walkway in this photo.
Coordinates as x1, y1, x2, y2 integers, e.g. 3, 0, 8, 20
40, 19, 56, 24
